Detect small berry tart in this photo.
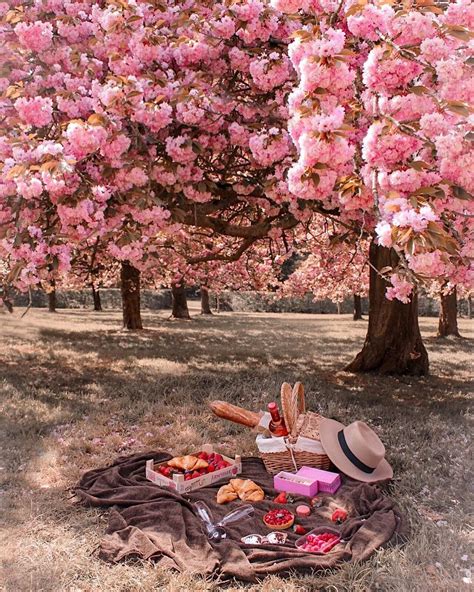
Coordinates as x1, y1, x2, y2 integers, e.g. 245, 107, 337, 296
263, 508, 295, 530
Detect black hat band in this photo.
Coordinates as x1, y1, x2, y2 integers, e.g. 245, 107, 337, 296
337, 430, 376, 474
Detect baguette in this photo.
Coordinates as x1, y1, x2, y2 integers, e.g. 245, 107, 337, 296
209, 400, 261, 428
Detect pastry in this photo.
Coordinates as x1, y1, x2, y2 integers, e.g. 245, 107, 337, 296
216, 478, 264, 504
217, 483, 239, 504
232, 479, 265, 502
263, 508, 294, 530
168, 455, 208, 472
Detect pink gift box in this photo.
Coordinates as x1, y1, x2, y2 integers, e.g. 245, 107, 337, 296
297, 466, 341, 494
273, 471, 319, 497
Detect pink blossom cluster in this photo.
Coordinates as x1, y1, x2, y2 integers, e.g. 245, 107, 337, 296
363, 48, 422, 94
133, 102, 173, 133
347, 4, 393, 41
362, 124, 422, 170
270, 0, 310, 13
15, 21, 53, 52
16, 178, 44, 200
15, 97, 53, 128
165, 136, 197, 165
408, 251, 447, 278
101, 134, 131, 163
249, 129, 291, 167
210, 16, 236, 39
378, 169, 441, 195
286, 27, 355, 208
443, 0, 474, 29
386, 274, 413, 304
65, 123, 108, 159
435, 135, 474, 194
249, 55, 291, 92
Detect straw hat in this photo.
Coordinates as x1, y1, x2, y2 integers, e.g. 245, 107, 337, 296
319, 419, 393, 483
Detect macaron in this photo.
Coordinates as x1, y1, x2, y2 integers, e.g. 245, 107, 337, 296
296, 504, 311, 517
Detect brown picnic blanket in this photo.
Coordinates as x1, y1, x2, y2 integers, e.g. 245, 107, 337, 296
75, 451, 406, 583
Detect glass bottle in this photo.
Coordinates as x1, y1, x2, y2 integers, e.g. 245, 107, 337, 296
267, 402, 288, 437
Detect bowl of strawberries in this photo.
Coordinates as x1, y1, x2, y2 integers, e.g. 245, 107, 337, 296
295, 526, 341, 554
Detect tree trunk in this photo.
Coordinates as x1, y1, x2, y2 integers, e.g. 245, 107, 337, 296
48, 286, 57, 313
468, 296, 472, 319
2, 298, 13, 313
438, 287, 461, 338
200, 286, 213, 315
120, 261, 143, 330
353, 294, 363, 320
346, 242, 429, 375
171, 281, 190, 319
91, 285, 102, 312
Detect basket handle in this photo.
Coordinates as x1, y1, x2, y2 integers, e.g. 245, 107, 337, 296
293, 382, 305, 415
281, 382, 305, 436
291, 382, 305, 438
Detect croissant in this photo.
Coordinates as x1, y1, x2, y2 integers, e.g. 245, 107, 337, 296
168, 455, 208, 472
217, 478, 264, 504
231, 479, 265, 502
216, 483, 239, 504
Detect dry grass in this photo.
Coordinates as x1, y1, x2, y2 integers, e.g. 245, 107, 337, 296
0, 303, 472, 592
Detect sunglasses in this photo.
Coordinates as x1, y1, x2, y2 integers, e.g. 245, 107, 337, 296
241, 532, 288, 545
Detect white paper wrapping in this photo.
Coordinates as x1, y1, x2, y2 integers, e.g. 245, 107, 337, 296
257, 411, 271, 430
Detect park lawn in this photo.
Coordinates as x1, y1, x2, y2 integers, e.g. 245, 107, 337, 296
0, 304, 472, 592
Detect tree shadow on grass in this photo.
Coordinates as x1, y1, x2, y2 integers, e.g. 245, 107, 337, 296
1, 309, 472, 485
35, 312, 367, 370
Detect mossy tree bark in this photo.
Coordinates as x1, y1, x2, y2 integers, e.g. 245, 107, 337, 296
120, 261, 143, 330
346, 241, 429, 375
438, 287, 461, 338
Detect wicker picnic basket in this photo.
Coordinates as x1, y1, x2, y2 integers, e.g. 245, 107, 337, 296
256, 382, 331, 475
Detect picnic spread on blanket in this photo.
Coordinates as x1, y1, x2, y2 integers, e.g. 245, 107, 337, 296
75, 382, 406, 582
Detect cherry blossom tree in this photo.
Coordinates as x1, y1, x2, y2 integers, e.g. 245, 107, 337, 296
0, 0, 299, 331
274, 0, 474, 374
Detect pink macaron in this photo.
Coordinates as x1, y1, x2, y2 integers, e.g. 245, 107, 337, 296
296, 504, 311, 517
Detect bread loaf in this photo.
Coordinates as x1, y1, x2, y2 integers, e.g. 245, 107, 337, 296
209, 400, 261, 428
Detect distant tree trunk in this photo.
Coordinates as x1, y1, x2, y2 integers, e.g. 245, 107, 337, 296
336, 302, 341, 314
171, 281, 190, 319
91, 285, 102, 312
2, 298, 13, 313
353, 294, 363, 320
48, 284, 57, 313
468, 296, 472, 319
438, 287, 461, 338
215, 294, 220, 314
346, 242, 429, 375
120, 261, 143, 330
200, 286, 213, 315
